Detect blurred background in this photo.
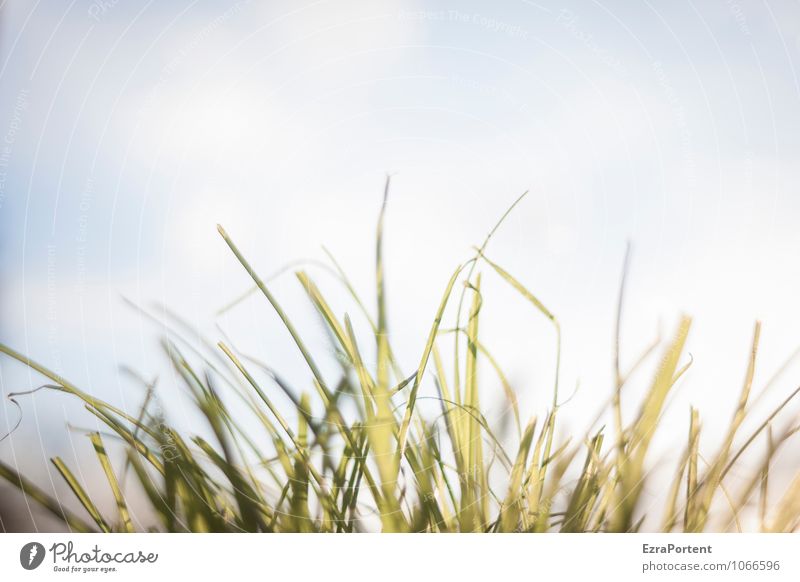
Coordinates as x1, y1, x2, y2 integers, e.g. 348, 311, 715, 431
1, 0, 800, 531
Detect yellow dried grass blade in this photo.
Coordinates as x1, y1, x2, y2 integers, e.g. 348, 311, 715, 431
0, 458, 95, 532
476, 251, 562, 488
89, 432, 134, 532
376, 175, 391, 395
51, 457, 111, 532
217, 225, 333, 402
614, 315, 692, 532
344, 316, 405, 532
396, 263, 465, 460
296, 271, 354, 362
768, 471, 800, 532
690, 322, 760, 531
684, 407, 701, 529
465, 276, 488, 529
500, 417, 536, 532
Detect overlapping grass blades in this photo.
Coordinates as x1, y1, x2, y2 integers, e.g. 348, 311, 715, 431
2, 181, 800, 532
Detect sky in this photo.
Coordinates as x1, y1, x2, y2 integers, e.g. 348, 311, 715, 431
1, 0, 800, 528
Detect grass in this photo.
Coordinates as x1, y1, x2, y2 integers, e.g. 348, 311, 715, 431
1, 179, 799, 532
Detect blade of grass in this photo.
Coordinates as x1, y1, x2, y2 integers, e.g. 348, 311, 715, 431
396, 263, 465, 460
88, 432, 134, 532
500, 417, 536, 532
51, 457, 111, 532
0, 458, 96, 532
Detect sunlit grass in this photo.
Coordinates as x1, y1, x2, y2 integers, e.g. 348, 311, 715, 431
2, 180, 799, 532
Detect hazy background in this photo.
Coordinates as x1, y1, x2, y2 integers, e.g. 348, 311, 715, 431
2, 0, 800, 531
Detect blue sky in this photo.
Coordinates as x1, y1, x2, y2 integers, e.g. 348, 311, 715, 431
2, 0, 800, 526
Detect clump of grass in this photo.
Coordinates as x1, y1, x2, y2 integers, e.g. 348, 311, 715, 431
2, 180, 799, 532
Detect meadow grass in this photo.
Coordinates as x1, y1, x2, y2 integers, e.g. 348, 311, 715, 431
1, 180, 799, 532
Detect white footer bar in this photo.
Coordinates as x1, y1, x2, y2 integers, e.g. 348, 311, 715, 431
1, 533, 797, 581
